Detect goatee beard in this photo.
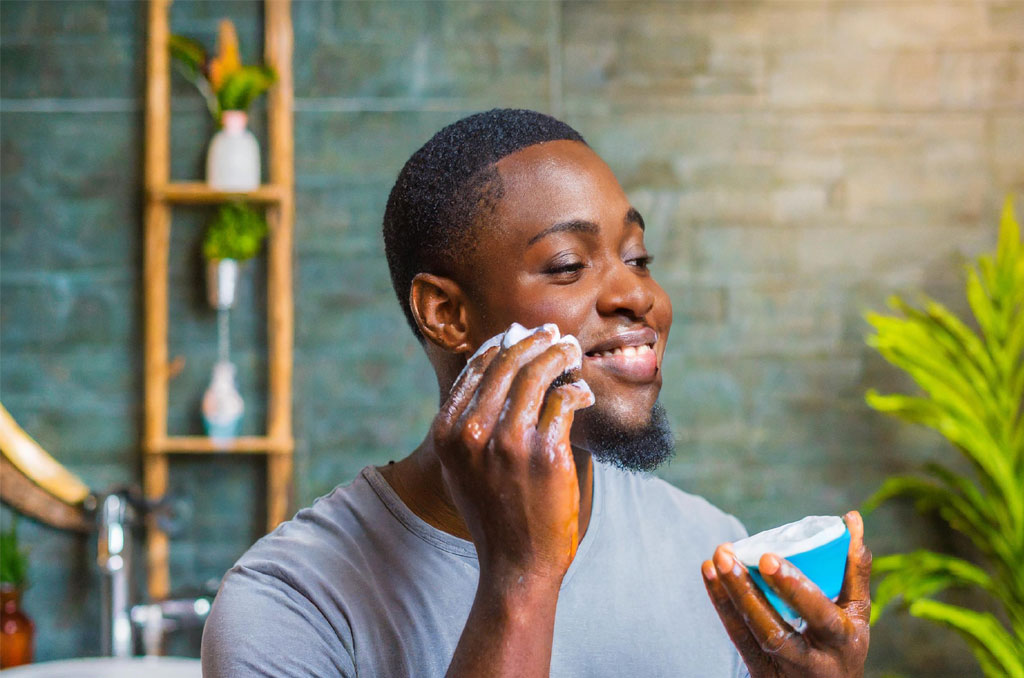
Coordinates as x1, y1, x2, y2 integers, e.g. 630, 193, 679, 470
577, 401, 675, 473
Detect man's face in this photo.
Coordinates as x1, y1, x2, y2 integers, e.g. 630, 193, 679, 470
461, 140, 674, 449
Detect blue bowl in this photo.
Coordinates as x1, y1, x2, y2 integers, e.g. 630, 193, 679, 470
746, 527, 850, 621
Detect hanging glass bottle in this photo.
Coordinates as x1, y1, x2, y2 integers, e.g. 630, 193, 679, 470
202, 309, 244, 441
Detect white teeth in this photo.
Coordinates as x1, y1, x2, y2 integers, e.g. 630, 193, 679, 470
588, 344, 654, 359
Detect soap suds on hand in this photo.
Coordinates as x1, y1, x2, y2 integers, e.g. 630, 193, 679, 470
453, 323, 588, 395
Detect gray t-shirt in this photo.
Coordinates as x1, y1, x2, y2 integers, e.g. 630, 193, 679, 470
202, 461, 750, 677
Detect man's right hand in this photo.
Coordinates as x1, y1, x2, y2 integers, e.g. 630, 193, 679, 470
433, 323, 594, 586
434, 323, 594, 678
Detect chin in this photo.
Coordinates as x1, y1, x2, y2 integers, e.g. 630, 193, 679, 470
583, 384, 660, 429
569, 396, 675, 473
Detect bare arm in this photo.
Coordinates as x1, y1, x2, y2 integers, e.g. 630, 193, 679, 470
432, 326, 593, 678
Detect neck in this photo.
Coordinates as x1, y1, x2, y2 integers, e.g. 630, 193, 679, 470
378, 437, 595, 543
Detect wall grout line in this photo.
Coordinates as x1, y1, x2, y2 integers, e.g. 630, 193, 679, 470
2, 97, 1016, 116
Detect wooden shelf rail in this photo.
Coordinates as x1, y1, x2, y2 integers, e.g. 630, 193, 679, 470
151, 182, 285, 205
151, 436, 294, 454
142, 0, 295, 600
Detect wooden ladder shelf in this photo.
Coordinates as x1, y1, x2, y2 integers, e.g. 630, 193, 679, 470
142, 0, 295, 600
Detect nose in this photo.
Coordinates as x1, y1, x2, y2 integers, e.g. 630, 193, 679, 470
596, 260, 655, 321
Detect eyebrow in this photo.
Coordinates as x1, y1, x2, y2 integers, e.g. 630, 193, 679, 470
626, 207, 646, 230
526, 207, 646, 247
526, 219, 599, 246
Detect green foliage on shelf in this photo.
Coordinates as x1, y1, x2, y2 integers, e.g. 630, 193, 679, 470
0, 520, 29, 589
168, 21, 276, 123
863, 197, 1024, 678
202, 202, 268, 262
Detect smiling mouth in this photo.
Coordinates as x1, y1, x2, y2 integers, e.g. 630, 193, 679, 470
582, 334, 659, 383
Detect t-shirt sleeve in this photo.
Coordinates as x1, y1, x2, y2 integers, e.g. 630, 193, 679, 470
201, 564, 356, 678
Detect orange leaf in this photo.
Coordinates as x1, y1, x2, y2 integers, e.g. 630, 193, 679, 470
209, 19, 241, 91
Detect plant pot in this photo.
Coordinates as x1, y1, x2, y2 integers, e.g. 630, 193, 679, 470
1, 584, 34, 668
206, 258, 240, 310
206, 110, 260, 191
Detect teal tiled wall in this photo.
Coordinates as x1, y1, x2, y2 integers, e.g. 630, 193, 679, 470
3, 1, 1022, 675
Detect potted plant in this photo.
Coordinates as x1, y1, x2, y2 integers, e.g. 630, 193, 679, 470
1, 520, 33, 668
169, 19, 277, 190
863, 197, 1024, 677
203, 201, 269, 310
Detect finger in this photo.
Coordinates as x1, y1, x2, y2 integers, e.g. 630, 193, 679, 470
497, 338, 582, 442
536, 381, 594, 469
758, 553, 852, 646
713, 544, 805, 661
436, 345, 500, 441
457, 324, 560, 451
701, 559, 768, 672
837, 510, 872, 620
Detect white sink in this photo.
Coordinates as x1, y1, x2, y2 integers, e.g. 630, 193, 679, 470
0, 657, 201, 677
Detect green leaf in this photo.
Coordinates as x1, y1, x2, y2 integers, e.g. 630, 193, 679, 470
861, 471, 1018, 569
168, 34, 219, 119
168, 34, 206, 76
0, 519, 29, 588
870, 550, 998, 624
996, 197, 1020, 298
907, 599, 1024, 678
217, 65, 276, 114
865, 390, 1017, 522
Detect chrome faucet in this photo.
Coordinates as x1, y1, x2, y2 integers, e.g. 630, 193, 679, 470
96, 489, 212, 657
98, 492, 133, 657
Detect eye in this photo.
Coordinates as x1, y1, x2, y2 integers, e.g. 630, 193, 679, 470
546, 262, 586, 275
627, 254, 654, 271
543, 254, 588, 279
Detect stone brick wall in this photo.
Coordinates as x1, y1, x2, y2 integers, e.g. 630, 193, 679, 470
1, 1, 1020, 675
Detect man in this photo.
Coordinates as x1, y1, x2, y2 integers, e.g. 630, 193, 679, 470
202, 109, 871, 677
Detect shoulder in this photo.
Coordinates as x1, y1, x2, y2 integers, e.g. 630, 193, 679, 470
202, 471, 384, 677
597, 462, 747, 545
234, 468, 383, 581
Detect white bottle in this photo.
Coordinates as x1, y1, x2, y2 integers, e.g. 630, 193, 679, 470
206, 110, 260, 190
202, 361, 244, 442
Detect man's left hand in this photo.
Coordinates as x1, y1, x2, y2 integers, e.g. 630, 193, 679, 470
701, 510, 872, 678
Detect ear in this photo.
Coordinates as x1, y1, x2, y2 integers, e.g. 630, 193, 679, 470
409, 273, 472, 354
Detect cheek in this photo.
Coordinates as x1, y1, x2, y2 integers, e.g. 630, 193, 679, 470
518, 292, 593, 337
473, 277, 595, 339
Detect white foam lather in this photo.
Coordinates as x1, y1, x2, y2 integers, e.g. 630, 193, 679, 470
732, 515, 846, 566
454, 323, 586, 392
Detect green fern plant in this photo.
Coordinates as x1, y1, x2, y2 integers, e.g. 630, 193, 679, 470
202, 202, 268, 261
862, 197, 1024, 678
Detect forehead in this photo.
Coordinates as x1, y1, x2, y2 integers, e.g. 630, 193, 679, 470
488, 140, 630, 239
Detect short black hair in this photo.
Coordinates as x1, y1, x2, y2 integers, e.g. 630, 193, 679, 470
382, 108, 587, 342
